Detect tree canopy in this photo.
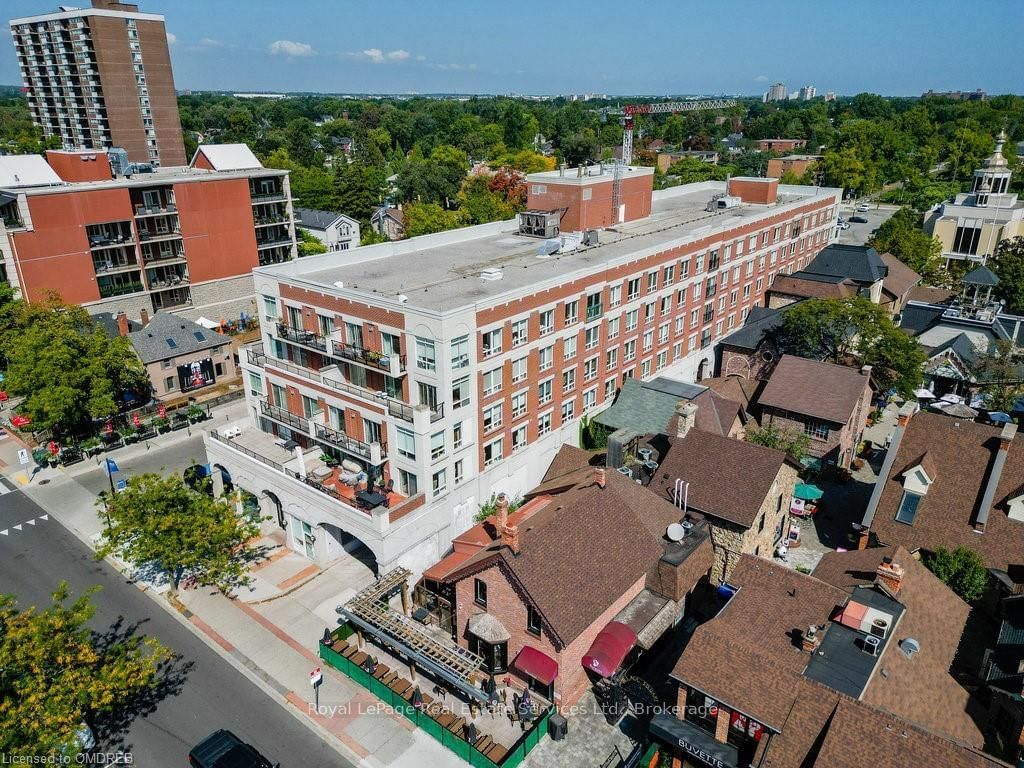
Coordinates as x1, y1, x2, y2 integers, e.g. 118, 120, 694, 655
869, 207, 944, 283
744, 422, 811, 460
96, 473, 262, 594
0, 583, 171, 757
775, 296, 925, 397
924, 546, 989, 603
992, 236, 1024, 314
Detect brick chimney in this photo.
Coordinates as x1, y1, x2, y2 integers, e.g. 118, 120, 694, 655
139, 307, 150, 327
875, 558, 905, 595
494, 493, 509, 533
801, 624, 821, 653
975, 422, 1017, 532
115, 311, 129, 336
502, 523, 520, 555
896, 401, 916, 428
594, 467, 606, 489
676, 402, 698, 438
860, 365, 872, 378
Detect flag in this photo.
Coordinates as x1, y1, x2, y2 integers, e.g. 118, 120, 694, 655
105, 458, 120, 475
158, 404, 166, 418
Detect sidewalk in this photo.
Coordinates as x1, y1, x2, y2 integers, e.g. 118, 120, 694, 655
4, 425, 462, 768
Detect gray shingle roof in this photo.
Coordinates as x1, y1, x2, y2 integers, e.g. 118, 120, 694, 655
128, 313, 230, 364
803, 244, 887, 284
720, 304, 789, 351
294, 207, 350, 231
963, 265, 999, 286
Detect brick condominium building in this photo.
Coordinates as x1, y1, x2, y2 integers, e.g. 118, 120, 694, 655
9, 0, 185, 166
0, 144, 296, 323
206, 166, 840, 577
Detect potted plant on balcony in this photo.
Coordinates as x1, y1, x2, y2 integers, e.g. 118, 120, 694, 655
121, 426, 139, 445
152, 416, 171, 434
81, 436, 103, 457
319, 453, 339, 468
186, 404, 206, 423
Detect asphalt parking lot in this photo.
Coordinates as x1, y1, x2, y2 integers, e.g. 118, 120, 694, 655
836, 202, 898, 246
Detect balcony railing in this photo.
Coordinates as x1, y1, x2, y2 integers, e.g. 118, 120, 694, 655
138, 228, 182, 242
134, 202, 176, 217
277, 323, 328, 352
98, 281, 143, 298
260, 401, 309, 433
143, 248, 186, 264
332, 340, 406, 374
93, 260, 139, 274
257, 236, 293, 250
312, 422, 386, 462
250, 192, 287, 204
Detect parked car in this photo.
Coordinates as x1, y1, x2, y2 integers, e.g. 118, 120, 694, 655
837, 222, 850, 230
188, 730, 277, 768
849, 215, 869, 224
856, 203, 871, 212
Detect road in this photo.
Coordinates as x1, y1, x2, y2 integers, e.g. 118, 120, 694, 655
68, 432, 208, 496
836, 202, 897, 246
0, 489, 348, 768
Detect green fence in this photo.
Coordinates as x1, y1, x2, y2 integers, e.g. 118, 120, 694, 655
319, 627, 550, 768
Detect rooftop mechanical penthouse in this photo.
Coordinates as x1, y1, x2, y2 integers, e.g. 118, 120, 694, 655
206, 166, 841, 579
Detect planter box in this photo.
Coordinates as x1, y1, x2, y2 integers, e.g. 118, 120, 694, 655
170, 420, 189, 431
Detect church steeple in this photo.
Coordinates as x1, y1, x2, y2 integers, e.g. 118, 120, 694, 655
972, 130, 1012, 204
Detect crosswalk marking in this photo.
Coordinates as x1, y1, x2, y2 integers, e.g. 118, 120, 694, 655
40, 514, 47, 521
0, 516, 47, 540
13, 524, 21, 531
25, 519, 34, 525
0, 530, 7, 536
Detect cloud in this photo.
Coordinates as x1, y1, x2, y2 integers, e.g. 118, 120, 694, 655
195, 37, 223, 49
754, 74, 769, 82
166, 32, 176, 45
346, 48, 417, 64
269, 40, 316, 57
386, 49, 410, 61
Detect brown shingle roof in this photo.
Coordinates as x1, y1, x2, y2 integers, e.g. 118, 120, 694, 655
702, 375, 763, 413
769, 274, 857, 301
869, 411, 1024, 572
879, 253, 921, 300
650, 430, 796, 527
758, 354, 871, 424
908, 285, 956, 305
813, 547, 982, 746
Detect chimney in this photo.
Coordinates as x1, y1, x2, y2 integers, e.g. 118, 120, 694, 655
875, 557, 905, 595
494, 493, 509, 533
501, 523, 520, 555
860, 364, 872, 377
676, 401, 698, 438
975, 422, 1017, 532
802, 624, 821, 653
115, 311, 129, 336
896, 401, 915, 428
139, 308, 149, 327
594, 467, 606, 489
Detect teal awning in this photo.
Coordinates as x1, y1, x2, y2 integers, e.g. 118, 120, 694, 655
794, 483, 824, 501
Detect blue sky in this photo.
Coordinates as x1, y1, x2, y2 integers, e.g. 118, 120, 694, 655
2, 0, 1022, 96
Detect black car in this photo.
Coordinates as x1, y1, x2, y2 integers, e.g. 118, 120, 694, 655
188, 730, 278, 768
849, 215, 869, 224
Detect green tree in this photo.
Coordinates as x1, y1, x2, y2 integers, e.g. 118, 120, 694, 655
664, 157, 731, 184
404, 202, 470, 238
96, 474, 262, 594
775, 296, 925, 397
559, 130, 600, 166
972, 339, 1024, 413
499, 101, 538, 150
924, 546, 989, 602
283, 117, 319, 167
2, 297, 147, 436
457, 175, 515, 225
869, 207, 943, 282
475, 493, 524, 523
334, 162, 386, 221
819, 146, 870, 194
0, 583, 171, 757
744, 423, 811, 460
992, 236, 1024, 314
296, 227, 328, 257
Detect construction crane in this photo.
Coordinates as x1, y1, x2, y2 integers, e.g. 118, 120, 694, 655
611, 98, 737, 224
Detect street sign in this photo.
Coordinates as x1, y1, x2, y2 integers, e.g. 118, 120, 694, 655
310, 667, 322, 687
115, 479, 128, 492
17, 449, 28, 465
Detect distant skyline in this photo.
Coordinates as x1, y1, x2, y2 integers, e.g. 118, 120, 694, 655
2, 0, 1022, 97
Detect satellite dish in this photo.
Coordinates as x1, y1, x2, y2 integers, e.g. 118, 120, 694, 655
667, 523, 687, 542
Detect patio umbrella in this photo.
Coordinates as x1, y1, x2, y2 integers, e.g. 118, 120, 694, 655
518, 688, 534, 720
321, 628, 332, 645
938, 393, 964, 405
943, 403, 979, 419
362, 655, 376, 674
794, 483, 825, 502
411, 687, 423, 708
464, 722, 479, 745
486, 674, 498, 700
914, 388, 936, 399
989, 411, 1013, 424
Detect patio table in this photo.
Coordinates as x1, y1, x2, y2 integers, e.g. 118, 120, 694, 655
436, 712, 456, 729
486, 744, 508, 761
350, 651, 368, 667
390, 678, 411, 696
372, 664, 391, 679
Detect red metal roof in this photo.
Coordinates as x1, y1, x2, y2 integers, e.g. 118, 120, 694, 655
512, 645, 559, 685
582, 621, 637, 678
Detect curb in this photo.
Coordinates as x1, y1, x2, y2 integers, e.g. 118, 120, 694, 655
30, 482, 369, 768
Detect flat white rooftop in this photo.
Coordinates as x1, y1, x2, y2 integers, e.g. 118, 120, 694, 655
261, 181, 840, 314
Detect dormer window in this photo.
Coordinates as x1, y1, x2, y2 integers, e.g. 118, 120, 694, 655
901, 458, 934, 496
1007, 493, 1024, 523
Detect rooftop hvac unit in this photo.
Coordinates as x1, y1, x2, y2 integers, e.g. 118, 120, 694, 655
869, 618, 890, 639
716, 195, 741, 210
637, 448, 654, 462
640, 459, 659, 475
559, 232, 583, 253
582, 229, 599, 246
862, 635, 882, 656
616, 466, 633, 479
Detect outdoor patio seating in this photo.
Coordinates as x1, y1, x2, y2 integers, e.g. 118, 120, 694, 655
372, 663, 391, 680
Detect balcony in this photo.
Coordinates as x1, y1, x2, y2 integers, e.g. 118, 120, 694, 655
332, 339, 406, 376
258, 247, 292, 266
251, 191, 288, 204
142, 245, 186, 265
312, 422, 386, 463
134, 202, 177, 218
260, 401, 309, 433
138, 227, 182, 243
277, 323, 328, 353
151, 287, 192, 311
98, 277, 144, 299
88, 233, 135, 250
257, 235, 293, 250
93, 258, 139, 275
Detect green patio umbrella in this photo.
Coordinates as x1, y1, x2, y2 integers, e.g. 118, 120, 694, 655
794, 483, 825, 501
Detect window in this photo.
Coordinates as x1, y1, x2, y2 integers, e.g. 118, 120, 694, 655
527, 605, 542, 636
585, 325, 600, 350
644, 301, 655, 322
561, 399, 575, 422
454, 459, 464, 484
562, 368, 576, 393
452, 421, 464, 449
746, 259, 754, 276
419, 382, 438, 410
583, 387, 597, 411
696, 254, 705, 273
538, 411, 552, 436
607, 317, 620, 339
452, 376, 470, 409
708, 249, 720, 271
604, 378, 617, 401
660, 295, 671, 315
165, 375, 176, 391
680, 258, 690, 277
512, 425, 527, 452
743, 284, 751, 299
625, 309, 639, 331
451, 335, 469, 369
483, 438, 503, 467
895, 492, 922, 525
511, 390, 528, 418
483, 367, 502, 396
692, 281, 702, 300
803, 420, 829, 440
703, 303, 714, 324
481, 329, 502, 358
758, 255, 766, 271
248, 373, 263, 396
641, 359, 652, 377
606, 347, 618, 369
659, 322, 669, 343
539, 309, 554, 335
511, 356, 528, 383
262, 295, 279, 319
730, 289, 738, 307
583, 357, 598, 381
673, 341, 683, 360
416, 337, 436, 371
586, 292, 602, 321
301, 395, 319, 418
701, 329, 712, 348
397, 427, 416, 459
432, 469, 447, 495
483, 403, 503, 432
364, 419, 382, 446
538, 345, 553, 371
647, 272, 657, 292
474, 579, 487, 607
623, 339, 636, 361
538, 379, 553, 404
953, 225, 982, 255
656, 350, 667, 370
318, 314, 334, 337
643, 330, 654, 352
564, 300, 579, 326
705, 275, 718, 298
663, 265, 675, 285
512, 319, 528, 346
430, 431, 445, 461
627, 278, 640, 301
609, 285, 622, 307
563, 335, 578, 360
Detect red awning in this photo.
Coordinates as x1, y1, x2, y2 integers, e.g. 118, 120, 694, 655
511, 645, 559, 685
582, 621, 637, 678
